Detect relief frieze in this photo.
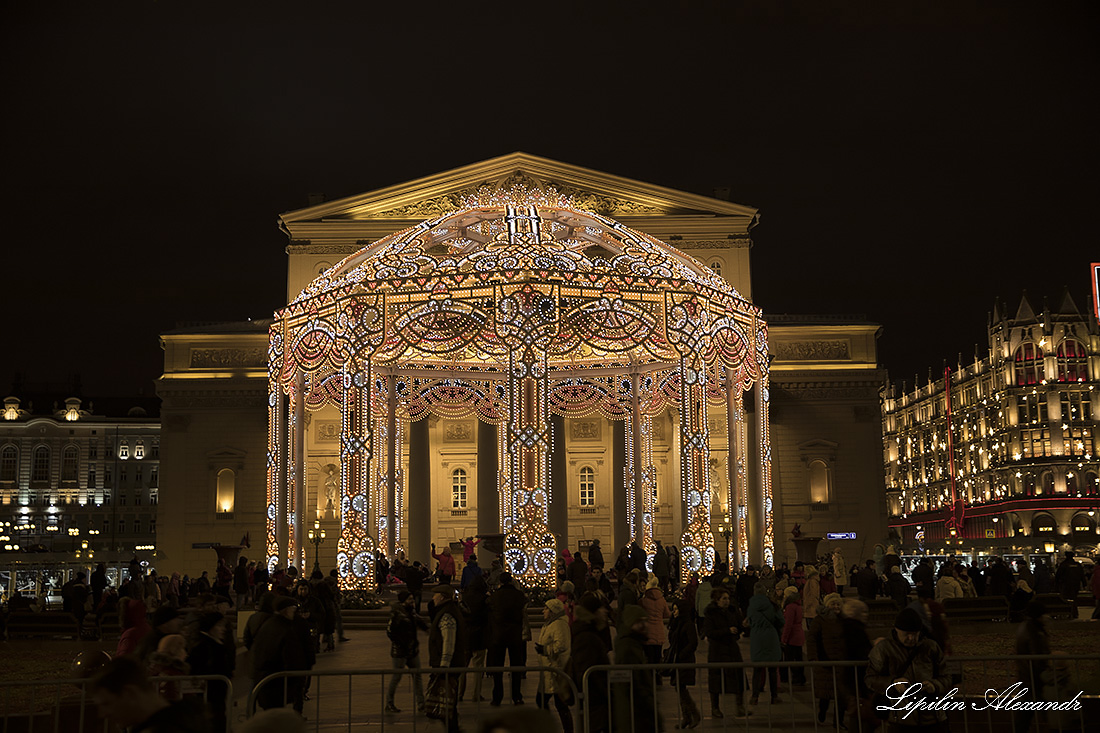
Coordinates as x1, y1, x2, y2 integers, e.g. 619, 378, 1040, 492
189, 348, 268, 369
772, 341, 850, 362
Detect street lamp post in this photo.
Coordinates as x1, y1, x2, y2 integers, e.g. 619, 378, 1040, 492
307, 520, 326, 573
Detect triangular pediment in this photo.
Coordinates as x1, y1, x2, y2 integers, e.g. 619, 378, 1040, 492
280, 152, 757, 224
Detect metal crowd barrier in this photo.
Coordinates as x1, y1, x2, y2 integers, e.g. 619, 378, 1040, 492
248, 665, 580, 732
0, 674, 233, 733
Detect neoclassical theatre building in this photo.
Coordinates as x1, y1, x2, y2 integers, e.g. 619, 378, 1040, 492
157, 154, 887, 586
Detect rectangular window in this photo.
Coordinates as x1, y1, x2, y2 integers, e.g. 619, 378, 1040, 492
102, 519, 109, 534
150, 468, 158, 487
579, 467, 595, 506
150, 518, 156, 533
151, 443, 160, 459
134, 520, 141, 533
135, 467, 143, 484
119, 443, 129, 460
87, 467, 96, 488
119, 494, 127, 506
119, 519, 125, 534
150, 491, 158, 506
135, 443, 145, 460
135, 493, 142, 505
120, 467, 127, 483
105, 467, 113, 486
88, 444, 97, 459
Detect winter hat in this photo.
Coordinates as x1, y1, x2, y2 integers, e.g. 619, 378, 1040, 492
544, 598, 565, 615
157, 634, 187, 660
560, 580, 575, 595
273, 596, 298, 612
894, 607, 924, 633
783, 586, 800, 601
646, 576, 659, 590
806, 565, 820, 578
152, 606, 179, 628
822, 592, 842, 607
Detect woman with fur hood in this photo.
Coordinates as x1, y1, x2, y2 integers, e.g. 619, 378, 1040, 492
639, 575, 671, 670
802, 566, 821, 624
536, 598, 573, 733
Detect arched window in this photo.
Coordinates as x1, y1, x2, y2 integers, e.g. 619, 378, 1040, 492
1056, 339, 1087, 382
579, 466, 595, 506
119, 441, 129, 460
451, 468, 467, 509
708, 260, 722, 276
216, 468, 235, 513
1014, 342, 1044, 385
32, 446, 50, 482
1031, 513, 1057, 535
1086, 471, 1099, 496
0, 445, 16, 482
1065, 471, 1079, 494
1071, 513, 1096, 536
61, 446, 78, 482
809, 459, 831, 504
1039, 471, 1055, 495
134, 440, 145, 460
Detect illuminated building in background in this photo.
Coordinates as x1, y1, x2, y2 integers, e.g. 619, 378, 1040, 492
882, 291, 1099, 555
0, 391, 159, 555
158, 154, 888, 581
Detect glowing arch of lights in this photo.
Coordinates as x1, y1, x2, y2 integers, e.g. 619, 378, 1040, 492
267, 185, 772, 589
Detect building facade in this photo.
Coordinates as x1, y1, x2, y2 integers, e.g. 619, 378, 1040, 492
0, 394, 160, 556
882, 292, 1100, 556
157, 154, 889, 579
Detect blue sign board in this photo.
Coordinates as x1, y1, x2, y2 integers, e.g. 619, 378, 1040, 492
826, 532, 857, 540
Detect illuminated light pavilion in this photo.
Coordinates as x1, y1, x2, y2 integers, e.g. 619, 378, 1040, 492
266, 184, 774, 589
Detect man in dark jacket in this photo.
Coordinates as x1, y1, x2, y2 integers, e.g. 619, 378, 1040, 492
487, 573, 528, 706
987, 556, 1014, 598
1054, 551, 1084, 616
385, 590, 427, 713
186, 612, 234, 733
571, 594, 611, 733
653, 541, 671, 593
427, 584, 467, 733
703, 587, 749, 718
90, 563, 108, 609
250, 596, 314, 713
629, 542, 647, 574
588, 538, 605, 571
458, 575, 489, 702
734, 566, 757, 617
912, 558, 934, 599
405, 561, 426, 614
886, 566, 912, 609
611, 604, 659, 733
866, 607, 950, 732
854, 560, 880, 601
568, 550, 589, 589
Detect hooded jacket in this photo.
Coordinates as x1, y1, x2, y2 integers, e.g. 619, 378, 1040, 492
537, 599, 571, 695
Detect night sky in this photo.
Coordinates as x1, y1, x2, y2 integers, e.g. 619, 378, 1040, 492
4, 3, 1097, 402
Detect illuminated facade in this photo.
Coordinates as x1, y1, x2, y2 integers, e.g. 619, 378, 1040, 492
0, 395, 159, 554
157, 154, 888, 582
883, 291, 1100, 554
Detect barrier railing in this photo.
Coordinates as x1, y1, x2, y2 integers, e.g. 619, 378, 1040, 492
248, 665, 580, 732
0, 674, 233, 733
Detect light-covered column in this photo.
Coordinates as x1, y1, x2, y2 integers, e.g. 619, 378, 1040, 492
290, 371, 306, 571
267, 378, 286, 572
386, 373, 398, 559
756, 376, 774, 566
678, 355, 715, 575
337, 361, 376, 590
630, 373, 655, 557
724, 368, 741, 571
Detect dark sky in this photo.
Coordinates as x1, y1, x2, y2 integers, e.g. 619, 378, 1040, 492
3, 2, 1097, 399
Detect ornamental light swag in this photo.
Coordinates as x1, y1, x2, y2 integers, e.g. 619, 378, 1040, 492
267, 184, 773, 589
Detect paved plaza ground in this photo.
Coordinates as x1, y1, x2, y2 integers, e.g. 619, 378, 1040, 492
3, 605, 1098, 731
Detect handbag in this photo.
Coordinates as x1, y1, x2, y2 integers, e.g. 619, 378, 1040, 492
423, 673, 457, 721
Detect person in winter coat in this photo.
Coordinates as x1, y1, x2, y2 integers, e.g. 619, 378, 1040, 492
832, 549, 848, 595
666, 597, 701, 728
251, 596, 314, 713
146, 633, 189, 701
233, 557, 251, 609
746, 582, 784, 706
385, 590, 427, 712
1054, 551, 1084, 616
702, 586, 749, 719
460, 554, 484, 589
427, 584, 468, 733
912, 558, 934, 599
610, 604, 660, 733
1009, 579, 1035, 622
588, 538, 605, 571
309, 570, 337, 651
866, 607, 950, 732
837, 599, 873, 730
806, 592, 845, 725
1012, 599, 1053, 733
854, 560, 879, 601
694, 574, 714, 634
935, 567, 963, 600
458, 575, 489, 703
987, 556, 1014, 598
780, 586, 806, 686
243, 592, 276, 650
293, 581, 325, 653
186, 612, 234, 733
653, 541, 671, 592
488, 573, 528, 706
615, 569, 642, 620
957, 566, 978, 598
1034, 558, 1054, 594
115, 596, 151, 658
639, 576, 671, 669
536, 598, 573, 733
568, 551, 589, 589
571, 594, 611, 733
886, 566, 912, 609
803, 566, 821, 625
590, 565, 614, 601
431, 543, 456, 584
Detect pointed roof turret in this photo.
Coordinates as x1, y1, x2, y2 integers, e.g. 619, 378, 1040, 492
1014, 291, 1036, 323
1054, 286, 1081, 315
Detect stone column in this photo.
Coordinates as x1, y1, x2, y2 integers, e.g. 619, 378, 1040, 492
549, 413, 568, 550
477, 421, 500, 535
407, 417, 431, 565
613, 419, 629, 551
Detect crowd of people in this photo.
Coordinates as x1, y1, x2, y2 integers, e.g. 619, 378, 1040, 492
15, 539, 1097, 733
